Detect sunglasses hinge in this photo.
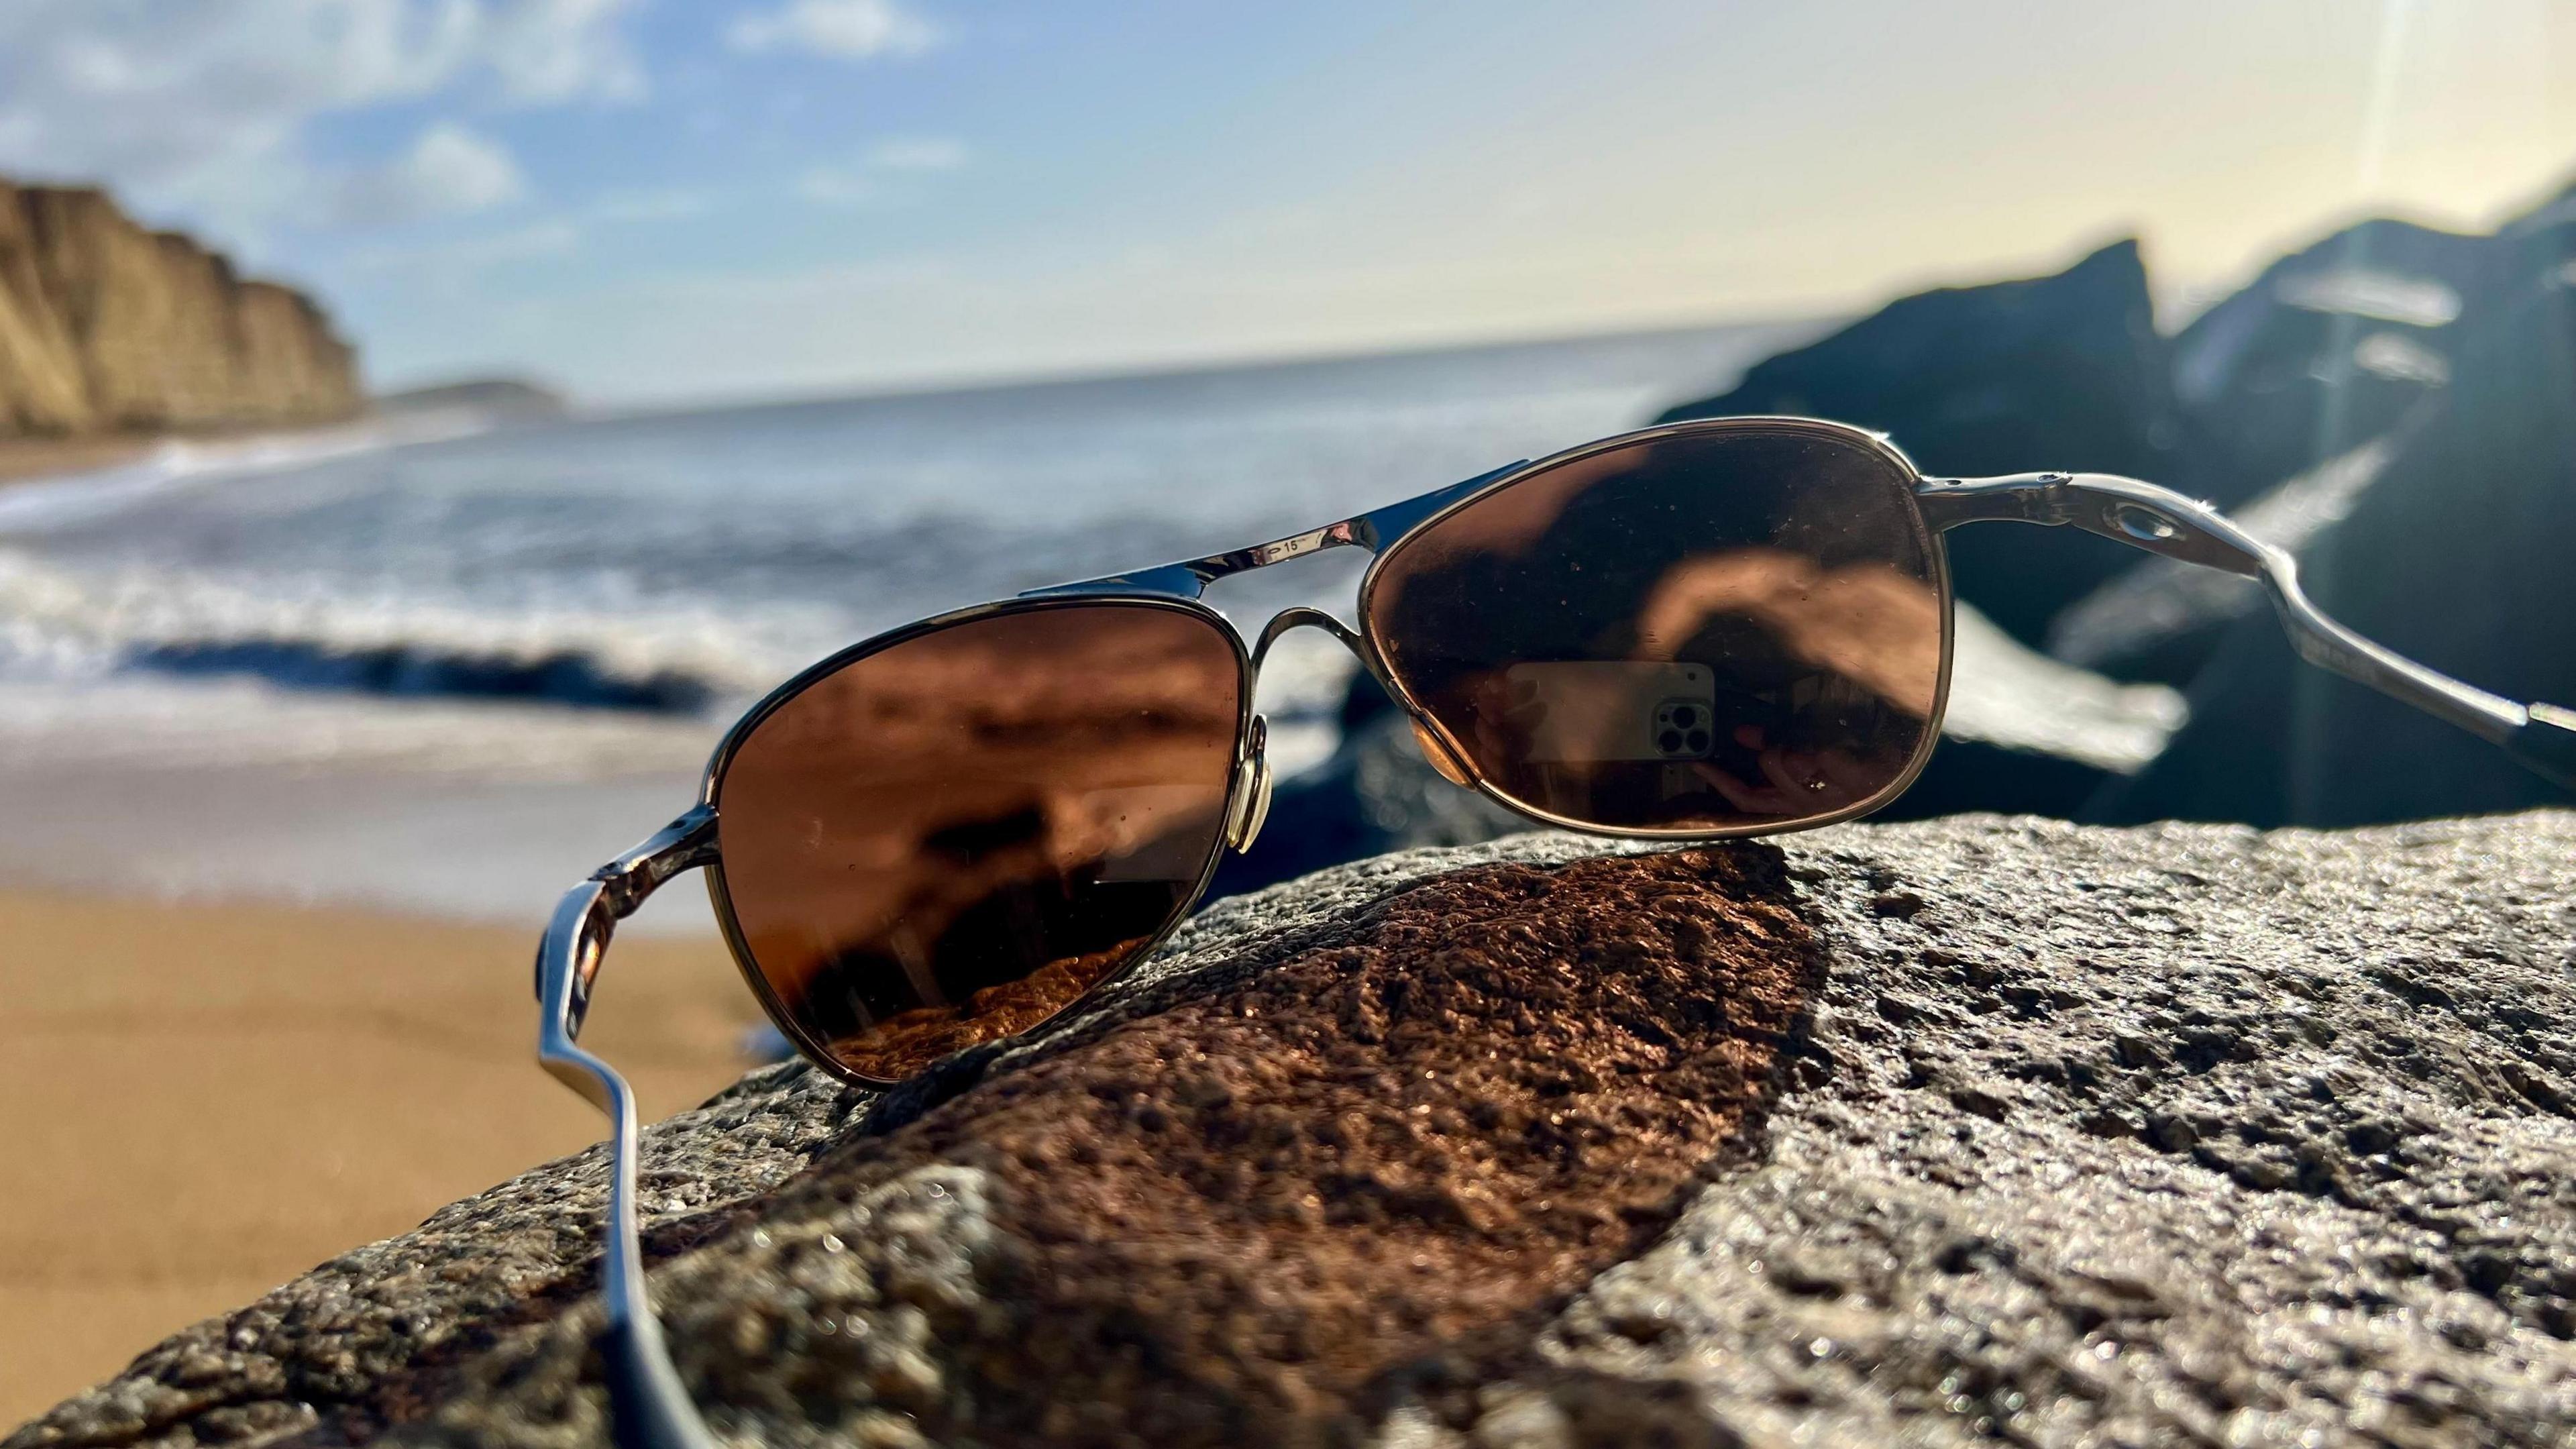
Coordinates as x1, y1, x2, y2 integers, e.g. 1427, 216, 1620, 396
1911, 472, 2080, 531
587, 804, 720, 920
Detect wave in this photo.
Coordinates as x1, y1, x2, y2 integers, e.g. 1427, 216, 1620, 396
0, 674, 719, 779
0, 545, 814, 716
0, 409, 504, 535
0, 538, 1371, 735
125, 637, 720, 714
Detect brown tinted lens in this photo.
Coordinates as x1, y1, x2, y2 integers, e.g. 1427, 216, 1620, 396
1366, 425, 1941, 832
714, 602, 1243, 1081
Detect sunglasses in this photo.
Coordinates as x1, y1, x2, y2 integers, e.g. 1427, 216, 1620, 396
530, 415, 2573, 1448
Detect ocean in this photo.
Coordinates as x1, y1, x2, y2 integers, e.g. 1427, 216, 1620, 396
0, 321, 1821, 926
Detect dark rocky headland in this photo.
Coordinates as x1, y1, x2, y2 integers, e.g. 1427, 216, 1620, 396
1650, 184, 2576, 832
12, 811, 2574, 1447
0, 180, 360, 439
1238, 176, 2576, 892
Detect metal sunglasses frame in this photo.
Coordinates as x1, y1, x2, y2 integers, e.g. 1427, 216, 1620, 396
531, 414, 2575, 1449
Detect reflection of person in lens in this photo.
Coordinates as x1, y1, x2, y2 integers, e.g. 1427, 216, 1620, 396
1368, 430, 1943, 828
1628, 545, 1939, 816
1699, 723, 1878, 815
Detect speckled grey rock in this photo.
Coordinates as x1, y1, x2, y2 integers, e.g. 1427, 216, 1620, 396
11, 812, 2573, 1449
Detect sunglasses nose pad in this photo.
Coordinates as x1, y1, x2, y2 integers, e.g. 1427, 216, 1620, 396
1409, 715, 1476, 788
1226, 714, 1275, 853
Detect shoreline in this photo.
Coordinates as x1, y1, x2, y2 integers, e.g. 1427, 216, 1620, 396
0, 886, 760, 1427
0, 409, 473, 494
0, 435, 152, 486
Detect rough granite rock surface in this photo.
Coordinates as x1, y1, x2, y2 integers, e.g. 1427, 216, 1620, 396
11, 812, 2575, 1448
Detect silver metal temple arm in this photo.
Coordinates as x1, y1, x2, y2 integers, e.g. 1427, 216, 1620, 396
1917, 472, 2576, 787
533, 806, 722, 1449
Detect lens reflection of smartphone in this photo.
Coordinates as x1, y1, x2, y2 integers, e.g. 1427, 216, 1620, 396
1503, 661, 1717, 763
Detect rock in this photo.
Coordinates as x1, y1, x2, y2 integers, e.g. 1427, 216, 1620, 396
2169, 217, 2489, 510
1654, 239, 2190, 648
2051, 209, 2524, 686
16, 812, 2576, 1448
0, 181, 360, 438
2090, 199, 2576, 826
1635, 191, 2576, 826
372, 378, 572, 425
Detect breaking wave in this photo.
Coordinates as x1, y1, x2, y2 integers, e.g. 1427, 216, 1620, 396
0, 545, 818, 716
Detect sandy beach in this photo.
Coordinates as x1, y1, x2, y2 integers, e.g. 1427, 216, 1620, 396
0, 889, 759, 1427
0, 435, 150, 486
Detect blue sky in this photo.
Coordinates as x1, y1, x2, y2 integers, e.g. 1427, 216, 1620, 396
1, 1, 2569, 405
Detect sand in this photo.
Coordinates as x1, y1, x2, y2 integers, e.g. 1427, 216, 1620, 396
0, 889, 761, 1428
0, 436, 150, 486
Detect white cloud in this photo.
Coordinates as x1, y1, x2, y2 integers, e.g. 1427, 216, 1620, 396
345, 216, 581, 274
587, 188, 714, 223
325, 123, 527, 226
798, 135, 968, 208
865, 136, 968, 172
727, 0, 938, 60
479, 0, 645, 103
796, 168, 882, 209
0, 1, 641, 239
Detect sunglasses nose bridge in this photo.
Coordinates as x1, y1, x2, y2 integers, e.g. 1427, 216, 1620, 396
1249, 604, 1372, 678
1247, 604, 1483, 793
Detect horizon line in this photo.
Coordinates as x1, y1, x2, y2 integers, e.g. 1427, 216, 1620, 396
518, 305, 1844, 428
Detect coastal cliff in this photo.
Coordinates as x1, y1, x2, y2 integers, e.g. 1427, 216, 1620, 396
0, 182, 360, 438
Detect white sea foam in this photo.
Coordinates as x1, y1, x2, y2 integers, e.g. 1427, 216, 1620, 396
1945, 604, 2187, 773
0, 409, 501, 535
0, 674, 718, 777
0, 542, 822, 701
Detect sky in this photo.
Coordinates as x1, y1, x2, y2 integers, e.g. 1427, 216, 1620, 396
0, 0, 2569, 407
